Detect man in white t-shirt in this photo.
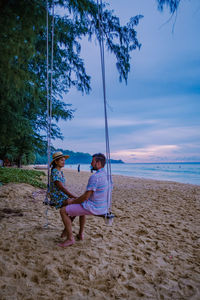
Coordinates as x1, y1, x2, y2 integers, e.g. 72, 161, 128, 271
58, 153, 109, 247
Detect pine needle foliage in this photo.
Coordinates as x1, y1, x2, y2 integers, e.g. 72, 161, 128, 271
0, 167, 46, 188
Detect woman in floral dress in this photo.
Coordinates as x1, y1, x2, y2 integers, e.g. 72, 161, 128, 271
50, 151, 85, 240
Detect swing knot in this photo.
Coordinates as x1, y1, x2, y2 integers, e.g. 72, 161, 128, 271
104, 212, 115, 225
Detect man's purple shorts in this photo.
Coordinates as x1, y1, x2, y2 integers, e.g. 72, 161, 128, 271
66, 204, 93, 217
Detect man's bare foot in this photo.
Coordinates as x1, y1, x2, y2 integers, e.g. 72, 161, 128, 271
76, 233, 84, 240
58, 239, 75, 247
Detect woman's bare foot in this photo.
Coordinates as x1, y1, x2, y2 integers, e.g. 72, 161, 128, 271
61, 216, 75, 238
58, 239, 75, 247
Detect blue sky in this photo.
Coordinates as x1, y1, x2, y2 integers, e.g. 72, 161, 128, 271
54, 0, 200, 163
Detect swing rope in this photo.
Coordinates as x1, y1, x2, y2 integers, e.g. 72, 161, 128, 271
97, 0, 113, 217
44, 0, 55, 227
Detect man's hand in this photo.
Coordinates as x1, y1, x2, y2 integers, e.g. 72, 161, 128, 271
67, 198, 74, 205
65, 191, 93, 205
61, 198, 75, 207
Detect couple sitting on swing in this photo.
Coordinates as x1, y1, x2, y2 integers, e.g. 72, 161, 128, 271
50, 151, 109, 247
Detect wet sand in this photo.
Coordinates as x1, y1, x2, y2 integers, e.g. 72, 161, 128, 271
0, 169, 200, 299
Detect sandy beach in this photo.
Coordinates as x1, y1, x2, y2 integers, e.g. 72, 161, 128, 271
0, 169, 200, 300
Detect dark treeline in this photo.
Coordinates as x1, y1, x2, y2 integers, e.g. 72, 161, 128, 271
35, 149, 92, 164
0, 0, 180, 167
35, 149, 124, 164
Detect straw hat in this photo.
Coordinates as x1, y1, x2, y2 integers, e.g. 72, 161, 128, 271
50, 151, 69, 166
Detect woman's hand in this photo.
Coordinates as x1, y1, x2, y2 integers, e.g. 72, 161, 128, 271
62, 198, 75, 207
67, 198, 74, 205
62, 199, 69, 206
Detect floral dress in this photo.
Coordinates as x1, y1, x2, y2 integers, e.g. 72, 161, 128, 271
50, 168, 68, 209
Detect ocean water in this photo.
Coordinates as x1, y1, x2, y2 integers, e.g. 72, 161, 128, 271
65, 162, 200, 185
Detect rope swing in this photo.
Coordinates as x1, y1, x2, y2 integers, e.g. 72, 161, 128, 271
97, 0, 114, 224
43, 0, 55, 227
44, 0, 114, 225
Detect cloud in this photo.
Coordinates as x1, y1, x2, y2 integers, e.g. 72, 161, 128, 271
66, 117, 157, 128
111, 141, 200, 163
111, 144, 180, 162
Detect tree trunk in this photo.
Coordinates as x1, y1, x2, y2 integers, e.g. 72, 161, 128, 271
17, 157, 22, 168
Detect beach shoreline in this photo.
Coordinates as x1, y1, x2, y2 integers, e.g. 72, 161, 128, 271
31, 163, 200, 186
0, 169, 200, 299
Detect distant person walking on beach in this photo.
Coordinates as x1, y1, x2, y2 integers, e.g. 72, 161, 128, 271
58, 153, 108, 247
77, 164, 80, 172
49, 151, 86, 239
